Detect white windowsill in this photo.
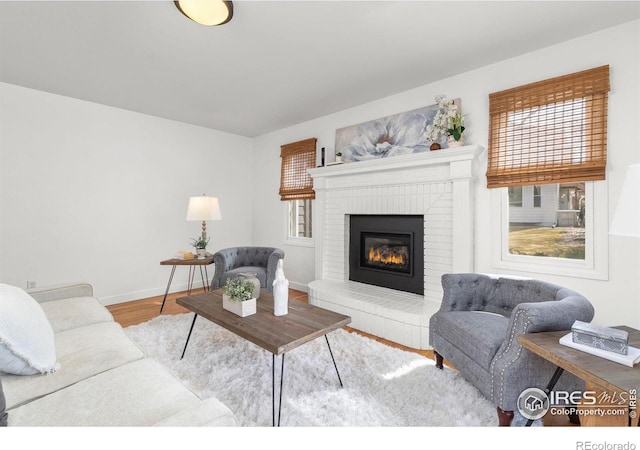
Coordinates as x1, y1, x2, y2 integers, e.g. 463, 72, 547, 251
285, 236, 315, 248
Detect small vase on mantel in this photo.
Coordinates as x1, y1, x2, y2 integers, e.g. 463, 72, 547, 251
447, 135, 465, 148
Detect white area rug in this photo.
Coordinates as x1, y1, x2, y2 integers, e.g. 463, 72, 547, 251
124, 313, 497, 427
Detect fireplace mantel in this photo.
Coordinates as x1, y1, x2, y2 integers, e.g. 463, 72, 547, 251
307, 144, 483, 349
308, 145, 480, 182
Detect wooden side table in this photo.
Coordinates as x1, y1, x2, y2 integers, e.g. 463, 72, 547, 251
519, 326, 640, 427
159, 256, 215, 313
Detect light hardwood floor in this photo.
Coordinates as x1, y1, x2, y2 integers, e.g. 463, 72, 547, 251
106, 288, 573, 427
107, 288, 435, 359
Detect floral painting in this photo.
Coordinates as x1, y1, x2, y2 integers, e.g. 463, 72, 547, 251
335, 98, 461, 163
335, 105, 438, 162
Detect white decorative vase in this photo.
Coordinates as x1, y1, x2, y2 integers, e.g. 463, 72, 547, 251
447, 135, 464, 148
196, 249, 207, 259
272, 259, 289, 316
222, 294, 256, 317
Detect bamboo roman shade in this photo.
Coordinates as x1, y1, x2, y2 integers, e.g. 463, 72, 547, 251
487, 65, 610, 188
279, 137, 317, 201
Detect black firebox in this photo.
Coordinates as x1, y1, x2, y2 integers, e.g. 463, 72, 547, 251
348, 215, 424, 295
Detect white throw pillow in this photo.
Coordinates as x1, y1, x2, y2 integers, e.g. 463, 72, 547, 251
0, 284, 59, 375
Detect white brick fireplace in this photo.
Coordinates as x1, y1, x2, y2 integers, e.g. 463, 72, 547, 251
308, 145, 482, 349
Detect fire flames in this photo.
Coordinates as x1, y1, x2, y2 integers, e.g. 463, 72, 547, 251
368, 246, 406, 266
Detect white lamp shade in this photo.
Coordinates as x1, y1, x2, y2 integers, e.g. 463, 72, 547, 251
187, 196, 222, 221
609, 164, 640, 238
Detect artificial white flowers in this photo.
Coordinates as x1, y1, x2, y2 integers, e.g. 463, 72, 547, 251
425, 95, 465, 143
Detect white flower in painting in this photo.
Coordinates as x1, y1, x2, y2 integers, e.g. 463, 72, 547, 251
342, 112, 431, 162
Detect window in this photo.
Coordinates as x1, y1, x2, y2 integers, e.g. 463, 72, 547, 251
492, 181, 608, 280
279, 137, 316, 245
289, 199, 312, 238
508, 183, 585, 260
533, 185, 542, 208
488, 66, 610, 279
508, 186, 523, 207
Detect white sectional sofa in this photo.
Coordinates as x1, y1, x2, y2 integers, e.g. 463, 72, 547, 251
0, 282, 237, 426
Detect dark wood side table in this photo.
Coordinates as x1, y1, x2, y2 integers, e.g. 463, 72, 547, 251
159, 256, 214, 313
519, 326, 640, 427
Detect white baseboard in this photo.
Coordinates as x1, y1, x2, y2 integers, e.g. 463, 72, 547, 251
98, 282, 192, 306
288, 280, 309, 293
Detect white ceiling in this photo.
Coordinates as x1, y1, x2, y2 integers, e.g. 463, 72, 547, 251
1, 1, 639, 137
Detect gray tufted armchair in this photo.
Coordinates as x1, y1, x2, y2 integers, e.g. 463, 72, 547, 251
211, 247, 284, 292
429, 273, 595, 426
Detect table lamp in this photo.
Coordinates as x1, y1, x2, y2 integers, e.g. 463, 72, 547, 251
187, 194, 222, 242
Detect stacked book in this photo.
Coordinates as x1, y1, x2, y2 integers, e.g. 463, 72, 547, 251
559, 320, 640, 367
174, 251, 195, 260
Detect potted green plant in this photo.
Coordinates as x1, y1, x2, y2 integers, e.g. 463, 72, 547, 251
335, 151, 343, 163
222, 277, 257, 317
446, 112, 465, 147
190, 236, 210, 259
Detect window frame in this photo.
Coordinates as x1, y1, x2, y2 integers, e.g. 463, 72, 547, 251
533, 185, 542, 208
284, 199, 315, 248
491, 180, 608, 280
487, 66, 610, 280
279, 137, 317, 247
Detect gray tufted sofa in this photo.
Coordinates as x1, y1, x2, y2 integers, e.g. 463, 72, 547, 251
429, 273, 595, 426
211, 247, 284, 292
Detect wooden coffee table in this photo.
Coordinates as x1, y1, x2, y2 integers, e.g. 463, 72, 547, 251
176, 289, 351, 426
519, 326, 640, 427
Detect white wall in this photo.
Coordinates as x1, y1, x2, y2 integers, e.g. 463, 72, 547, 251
0, 83, 254, 304
251, 20, 640, 328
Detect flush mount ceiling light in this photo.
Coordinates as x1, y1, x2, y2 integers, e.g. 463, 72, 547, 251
175, 0, 233, 26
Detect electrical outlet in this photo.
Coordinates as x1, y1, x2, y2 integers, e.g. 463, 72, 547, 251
27, 281, 37, 289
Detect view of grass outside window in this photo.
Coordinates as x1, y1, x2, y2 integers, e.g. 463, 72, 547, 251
289, 199, 312, 238
508, 183, 585, 260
